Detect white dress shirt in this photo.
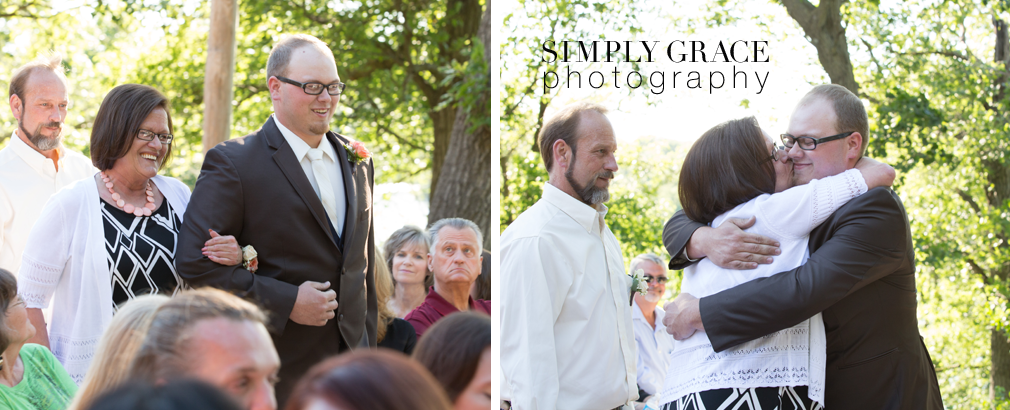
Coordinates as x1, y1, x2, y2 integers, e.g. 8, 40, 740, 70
0, 131, 95, 275
632, 299, 674, 397
273, 115, 346, 234
501, 183, 637, 410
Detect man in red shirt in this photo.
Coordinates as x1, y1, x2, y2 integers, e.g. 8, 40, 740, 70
405, 218, 490, 338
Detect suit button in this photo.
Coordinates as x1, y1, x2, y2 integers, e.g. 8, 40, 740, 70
338, 313, 344, 321
341, 268, 346, 275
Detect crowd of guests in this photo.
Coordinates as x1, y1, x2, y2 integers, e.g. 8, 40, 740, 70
0, 33, 491, 410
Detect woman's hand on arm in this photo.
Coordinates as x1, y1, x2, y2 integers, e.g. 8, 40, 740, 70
26, 308, 49, 349
203, 229, 242, 266
855, 157, 896, 189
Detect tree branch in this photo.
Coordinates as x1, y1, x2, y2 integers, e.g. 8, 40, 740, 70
966, 258, 993, 285
957, 189, 983, 214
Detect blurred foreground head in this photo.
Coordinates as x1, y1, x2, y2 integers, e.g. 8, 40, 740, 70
129, 288, 280, 410
413, 312, 492, 410
86, 379, 243, 410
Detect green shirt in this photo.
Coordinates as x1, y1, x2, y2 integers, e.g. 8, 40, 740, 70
0, 344, 78, 410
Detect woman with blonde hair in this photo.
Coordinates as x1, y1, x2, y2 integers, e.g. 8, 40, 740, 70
68, 294, 169, 410
383, 226, 430, 318
374, 249, 417, 354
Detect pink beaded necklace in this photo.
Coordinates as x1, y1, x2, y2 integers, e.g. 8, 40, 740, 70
100, 171, 157, 217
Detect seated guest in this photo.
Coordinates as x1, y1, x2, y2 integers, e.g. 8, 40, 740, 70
283, 350, 452, 410
413, 312, 492, 410
405, 218, 490, 338
374, 249, 417, 354
384, 226, 431, 318
0, 268, 76, 409
18, 84, 243, 383
628, 253, 675, 406
68, 294, 169, 410
469, 250, 491, 301
85, 379, 243, 410
129, 288, 280, 410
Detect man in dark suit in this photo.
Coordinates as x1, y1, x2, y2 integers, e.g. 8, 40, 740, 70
662, 84, 943, 409
177, 34, 375, 406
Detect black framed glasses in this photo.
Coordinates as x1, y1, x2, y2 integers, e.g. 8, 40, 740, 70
274, 75, 346, 96
644, 275, 668, 284
780, 131, 854, 150
767, 144, 786, 162
137, 129, 173, 144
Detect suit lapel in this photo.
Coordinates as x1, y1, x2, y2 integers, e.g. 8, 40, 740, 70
329, 132, 358, 243
265, 117, 340, 249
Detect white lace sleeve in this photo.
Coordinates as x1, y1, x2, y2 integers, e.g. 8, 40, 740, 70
754, 168, 868, 239
17, 195, 71, 309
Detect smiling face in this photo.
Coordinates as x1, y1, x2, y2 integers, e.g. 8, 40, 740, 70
429, 227, 483, 292
786, 97, 861, 186
561, 110, 618, 205
110, 107, 169, 181
4, 295, 36, 345
10, 69, 68, 152
453, 347, 492, 410
185, 318, 280, 410
392, 241, 429, 287
269, 45, 340, 142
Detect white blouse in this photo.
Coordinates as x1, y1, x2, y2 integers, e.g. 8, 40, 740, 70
17, 174, 190, 384
660, 168, 868, 406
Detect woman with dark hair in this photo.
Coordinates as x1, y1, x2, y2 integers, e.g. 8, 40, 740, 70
413, 312, 492, 410
384, 225, 431, 318
659, 117, 895, 410
17, 84, 244, 384
284, 350, 453, 410
85, 379, 243, 410
0, 268, 77, 409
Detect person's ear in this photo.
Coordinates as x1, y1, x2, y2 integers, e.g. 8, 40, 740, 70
552, 139, 571, 171
846, 132, 863, 160
267, 76, 283, 101
9, 94, 22, 121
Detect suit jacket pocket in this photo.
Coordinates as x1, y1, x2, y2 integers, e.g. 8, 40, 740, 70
838, 347, 898, 370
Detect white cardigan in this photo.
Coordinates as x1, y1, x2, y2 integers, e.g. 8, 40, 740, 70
17, 173, 190, 384
661, 168, 868, 406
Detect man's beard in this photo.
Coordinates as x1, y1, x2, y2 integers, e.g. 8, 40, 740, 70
21, 121, 62, 151
565, 161, 614, 205
643, 291, 661, 303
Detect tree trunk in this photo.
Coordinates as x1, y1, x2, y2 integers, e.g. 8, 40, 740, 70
429, 107, 456, 198
990, 18, 1010, 405
202, 0, 238, 153
428, 2, 491, 250
779, 0, 860, 94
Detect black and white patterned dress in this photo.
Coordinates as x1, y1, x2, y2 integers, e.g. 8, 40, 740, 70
101, 198, 183, 308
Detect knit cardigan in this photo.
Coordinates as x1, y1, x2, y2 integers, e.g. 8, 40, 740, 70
17, 173, 190, 384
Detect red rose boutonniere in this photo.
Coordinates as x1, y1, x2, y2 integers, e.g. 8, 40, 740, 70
344, 141, 371, 165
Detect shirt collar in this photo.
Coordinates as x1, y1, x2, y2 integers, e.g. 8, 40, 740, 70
9, 129, 64, 175
632, 298, 667, 326
272, 114, 336, 162
542, 183, 609, 233
425, 286, 475, 316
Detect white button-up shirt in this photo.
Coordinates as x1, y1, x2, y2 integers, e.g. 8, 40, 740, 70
273, 115, 346, 234
501, 183, 637, 410
632, 299, 675, 397
0, 131, 95, 274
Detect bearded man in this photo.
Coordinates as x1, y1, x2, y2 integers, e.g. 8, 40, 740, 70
500, 102, 637, 410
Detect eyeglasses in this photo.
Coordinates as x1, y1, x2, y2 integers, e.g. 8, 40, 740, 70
780, 131, 854, 150
137, 129, 173, 144
767, 144, 786, 162
644, 275, 668, 284
274, 75, 346, 96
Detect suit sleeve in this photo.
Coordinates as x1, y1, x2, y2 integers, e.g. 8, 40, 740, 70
364, 158, 378, 347
662, 210, 707, 270
700, 188, 909, 352
177, 147, 299, 334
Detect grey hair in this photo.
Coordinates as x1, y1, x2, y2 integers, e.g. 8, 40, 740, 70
428, 218, 483, 254
629, 253, 665, 274
266, 34, 334, 80
128, 288, 268, 384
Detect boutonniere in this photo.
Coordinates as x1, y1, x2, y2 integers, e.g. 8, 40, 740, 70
344, 141, 371, 166
629, 269, 648, 305
242, 245, 259, 273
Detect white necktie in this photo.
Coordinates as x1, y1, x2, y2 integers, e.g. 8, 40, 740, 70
307, 148, 342, 235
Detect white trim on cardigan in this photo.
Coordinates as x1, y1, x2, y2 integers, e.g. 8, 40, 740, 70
16, 173, 190, 384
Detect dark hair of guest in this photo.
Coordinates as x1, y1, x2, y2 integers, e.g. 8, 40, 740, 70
0, 269, 18, 354
284, 350, 453, 410
412, 311, 492, 402
90, 84, 174, 171
678, 116, 775, 224
85, 379, 243, 410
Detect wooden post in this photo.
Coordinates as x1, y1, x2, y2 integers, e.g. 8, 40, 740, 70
202, 0, 238, 153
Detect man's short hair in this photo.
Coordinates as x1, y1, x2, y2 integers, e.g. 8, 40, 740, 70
428, 218, 483, 255
9, 52, 68, 103
537, 102, 608, 172
129, 288, 268, 383
629, 253, 665, 274
266, 34, 334, 80
798, 84, 869, 157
